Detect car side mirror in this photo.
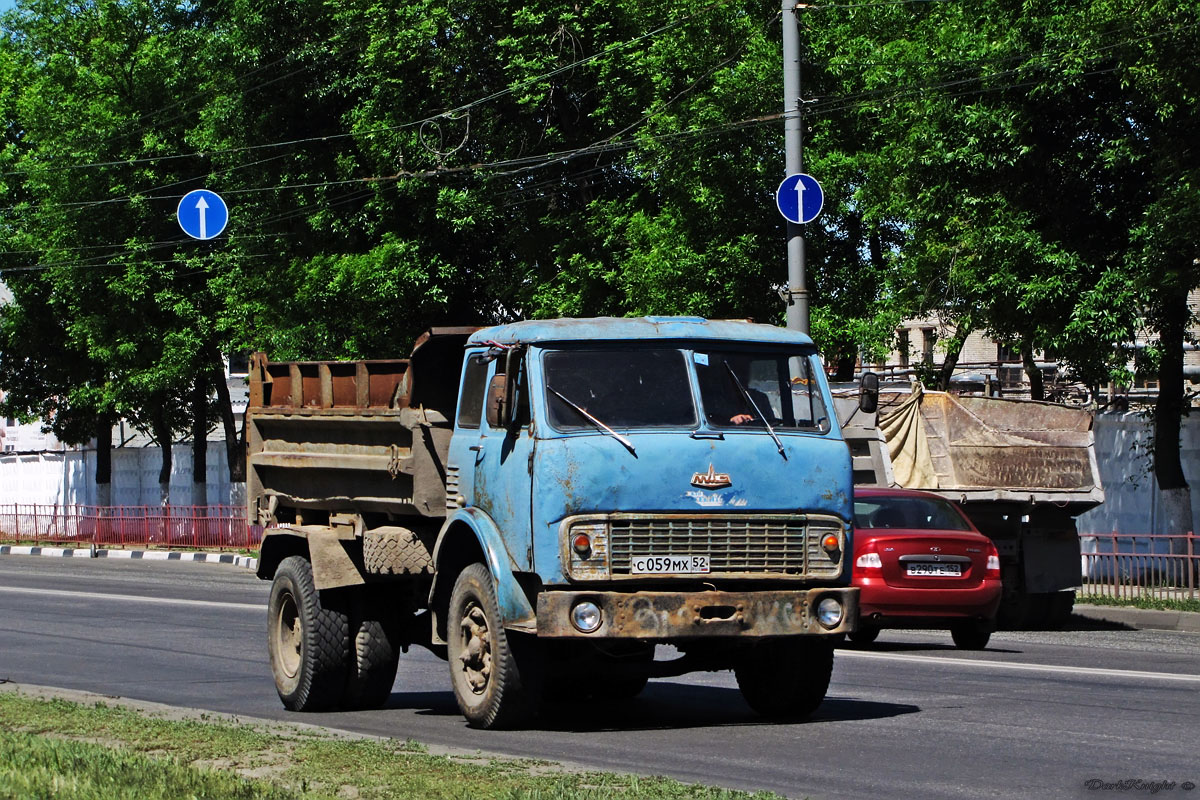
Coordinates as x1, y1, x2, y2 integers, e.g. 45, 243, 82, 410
859, 371, 879, 414
485, 374, 508, 428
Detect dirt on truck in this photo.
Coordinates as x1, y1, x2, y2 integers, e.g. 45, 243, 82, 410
249, 318, 865, 728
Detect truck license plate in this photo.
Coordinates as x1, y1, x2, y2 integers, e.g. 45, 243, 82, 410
631, 555, 710, 574
906, 562, 962, 577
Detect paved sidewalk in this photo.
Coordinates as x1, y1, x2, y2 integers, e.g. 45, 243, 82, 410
0, 543, 257, 571
1073, 603, 1200, 634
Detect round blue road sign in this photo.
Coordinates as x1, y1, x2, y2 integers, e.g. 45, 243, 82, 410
775, 173, 823, 225
177, 189, 229, 240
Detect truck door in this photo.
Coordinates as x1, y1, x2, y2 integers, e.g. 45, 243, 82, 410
473, 349, 536, 572
446, 352, 490, 511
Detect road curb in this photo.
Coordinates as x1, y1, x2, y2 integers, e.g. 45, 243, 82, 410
1073, 603, 1200, 634
0, 544, 257, 571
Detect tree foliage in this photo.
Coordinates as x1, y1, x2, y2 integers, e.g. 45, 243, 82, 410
0, 0, 1197, 496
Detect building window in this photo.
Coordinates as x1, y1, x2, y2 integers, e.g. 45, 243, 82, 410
921, 328, 937, 364
4, 417, 13, 428
897, 329, 910, 368
996, 343, 1021, 363
227, 351, 250, 377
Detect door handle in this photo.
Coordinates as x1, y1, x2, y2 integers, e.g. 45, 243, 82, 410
468, 445, 484, 452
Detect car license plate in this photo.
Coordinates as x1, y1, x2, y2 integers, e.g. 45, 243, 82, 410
906, 562, 961, 577
631, 555, 710, 574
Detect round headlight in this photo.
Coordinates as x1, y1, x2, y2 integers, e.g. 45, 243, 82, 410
570, 601, 603, 633
816, 597, 844, 629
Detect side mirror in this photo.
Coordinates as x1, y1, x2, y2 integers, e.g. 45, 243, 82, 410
485, 374, 508, 428
858, 371, 880, 414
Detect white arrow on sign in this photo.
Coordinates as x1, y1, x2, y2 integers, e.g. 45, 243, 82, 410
195, 195, 209, 240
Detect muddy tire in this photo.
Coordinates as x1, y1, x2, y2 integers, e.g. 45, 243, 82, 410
363, 526, 433, 576
343, 588, 402, 710
735, 638, 834, 721
447, 563, 539, 729
950, 620, 992, 650
267, 556, 350, 712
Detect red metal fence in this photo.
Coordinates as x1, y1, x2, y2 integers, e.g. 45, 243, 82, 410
1079, 532, 1198, 602
0, 505, 259, 552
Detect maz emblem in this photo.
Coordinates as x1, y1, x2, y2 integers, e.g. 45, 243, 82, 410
691, 464, 732, 489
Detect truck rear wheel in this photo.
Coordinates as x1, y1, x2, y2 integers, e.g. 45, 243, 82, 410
735, 638, 834, 721
447, 563, 539, 729
343, 589, 401, 710
268, 556, 350, 711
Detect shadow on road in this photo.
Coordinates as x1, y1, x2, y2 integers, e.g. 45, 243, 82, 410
375, 682, 919, 733
838, 640, 1023, 655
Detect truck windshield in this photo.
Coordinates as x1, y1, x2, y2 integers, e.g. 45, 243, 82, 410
694, 350, 830, 432
544, 349, 697, 430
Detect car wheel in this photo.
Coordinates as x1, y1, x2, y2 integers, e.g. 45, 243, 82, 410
847, 625, 880, 645
950, 620, 992, 650
267, 556, 350, 712
735, 638, 834, 721
447, 563, 540, 729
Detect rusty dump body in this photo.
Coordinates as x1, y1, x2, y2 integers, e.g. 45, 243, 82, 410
837, 385, 1104, 627
246, 328, 475, 530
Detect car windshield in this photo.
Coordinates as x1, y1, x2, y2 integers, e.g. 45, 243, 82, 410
694, 350, 830, 432
853, 495, 973, 531
543, 349, 697, 430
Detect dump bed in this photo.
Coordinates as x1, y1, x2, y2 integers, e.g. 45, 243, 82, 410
245, 328, 476, 529
838, 386, 1103, 510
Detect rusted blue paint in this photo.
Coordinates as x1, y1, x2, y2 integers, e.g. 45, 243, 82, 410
448, 317, 855, 634
530, 432, 853, 584
433, 507, 536, 629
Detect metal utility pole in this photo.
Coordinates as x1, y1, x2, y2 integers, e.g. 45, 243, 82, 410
781, 1, 808, 334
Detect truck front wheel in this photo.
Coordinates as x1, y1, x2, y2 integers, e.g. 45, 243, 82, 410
447, 563, 539, 729
735, 638, 834, 721
268, 556, 350, 711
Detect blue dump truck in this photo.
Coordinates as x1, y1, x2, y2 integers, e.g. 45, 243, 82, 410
248, 317, 860, 729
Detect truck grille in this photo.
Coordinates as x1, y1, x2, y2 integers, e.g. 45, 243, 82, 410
569, 514, 845, 579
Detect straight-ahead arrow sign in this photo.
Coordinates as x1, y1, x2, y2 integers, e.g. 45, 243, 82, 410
177, 189, 229, 240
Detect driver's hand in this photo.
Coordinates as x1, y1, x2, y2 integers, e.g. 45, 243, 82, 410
730, 413, 753, 425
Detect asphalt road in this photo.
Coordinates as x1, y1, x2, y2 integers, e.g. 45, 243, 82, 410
1, 556, 1198, 800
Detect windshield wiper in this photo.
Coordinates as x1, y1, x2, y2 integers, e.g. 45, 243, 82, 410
548, 386, 637, 456
724, 362, 787, 460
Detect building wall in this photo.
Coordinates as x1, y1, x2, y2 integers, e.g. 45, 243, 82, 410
1076, 412, 1200, 536
0, 443, 243, 508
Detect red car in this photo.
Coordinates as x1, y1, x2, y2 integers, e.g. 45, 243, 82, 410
849, 488, 1002, 649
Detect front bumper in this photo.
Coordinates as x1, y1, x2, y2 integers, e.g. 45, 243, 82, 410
535, 587, 858, 639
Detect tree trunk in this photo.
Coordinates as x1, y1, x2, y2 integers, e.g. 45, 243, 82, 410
151, 401, 172, 509
210, 345, 246, 483
1153, 287, 1192, 552
1021, 341, 1044, 401
191, 373, 208, 507
834, 354, 857, 382
94, 415, 112, 508
937, 324, 972, 391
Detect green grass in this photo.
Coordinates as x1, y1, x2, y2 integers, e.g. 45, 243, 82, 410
0, 692, 784, 800
1078, 594, 1200, 613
